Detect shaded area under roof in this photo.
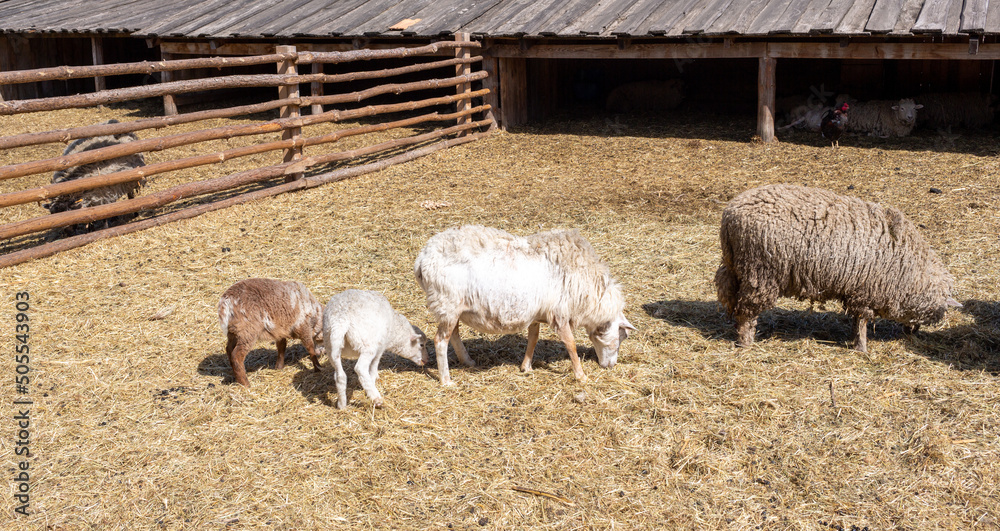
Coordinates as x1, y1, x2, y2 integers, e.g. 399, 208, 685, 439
0, 0, 997, 38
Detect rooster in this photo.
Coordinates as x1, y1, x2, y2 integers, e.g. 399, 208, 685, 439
821, 103, 849, 148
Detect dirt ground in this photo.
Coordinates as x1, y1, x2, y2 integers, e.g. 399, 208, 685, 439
2, 106, 1000, 529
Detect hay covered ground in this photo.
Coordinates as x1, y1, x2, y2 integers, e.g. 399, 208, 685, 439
3, 105, 1000, 529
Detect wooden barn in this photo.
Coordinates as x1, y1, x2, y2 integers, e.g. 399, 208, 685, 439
1, 0, 999, 141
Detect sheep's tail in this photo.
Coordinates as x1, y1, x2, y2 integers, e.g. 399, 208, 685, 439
715, 215, 738, 316
218, 297, 235, 336
715, 264, 739, 317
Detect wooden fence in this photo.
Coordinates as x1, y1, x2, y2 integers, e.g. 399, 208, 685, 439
0, 35, 494, 268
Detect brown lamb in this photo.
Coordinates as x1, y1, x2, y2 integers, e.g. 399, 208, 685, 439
715, 184, 961, 352
217, 278, 324, 387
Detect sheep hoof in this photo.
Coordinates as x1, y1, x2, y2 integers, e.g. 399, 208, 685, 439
441, 378, 455, 387
372, 397, 384, 408
520, 364, 533, 373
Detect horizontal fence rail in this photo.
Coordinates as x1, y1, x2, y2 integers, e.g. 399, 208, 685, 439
0, 35, 494, 267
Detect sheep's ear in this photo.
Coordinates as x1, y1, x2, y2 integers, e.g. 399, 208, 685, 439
915, 104, 924, 109
891, 105, 899, 110
411, 334, 421, 344
946, 297, 962, 308
621, 316, 637, 331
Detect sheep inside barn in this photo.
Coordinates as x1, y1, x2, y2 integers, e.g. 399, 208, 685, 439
43, 119, 146, 235
715, 184, 961, 352
845, 98, 923, 138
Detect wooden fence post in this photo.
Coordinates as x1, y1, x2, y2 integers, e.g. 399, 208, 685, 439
757, 53, 776, 142
91, 37, 105, 93
160, 50, 178, 116
310, 62, 324, 115
455, 32, 472, 135
276, 45, 302, 181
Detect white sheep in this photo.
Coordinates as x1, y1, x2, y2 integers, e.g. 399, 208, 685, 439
414, 225, 635, 385
323, 289, 428, 410
217, 278, 325, 387
846, 98, 923, 137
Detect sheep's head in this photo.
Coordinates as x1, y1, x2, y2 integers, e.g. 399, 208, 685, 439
588, 313, 636, 369
892, 99, 924, 126
399, 322, 429, 366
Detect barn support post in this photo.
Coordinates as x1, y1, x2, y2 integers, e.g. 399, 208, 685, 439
498, 57, 527, 130
481, 42, 499, 127
90, 36, 105, 93
159, 50, 178, 116
454, 32, 473, 134
310, 62, 324, 115
757, 53, 776, 142
276, 44, 302, 182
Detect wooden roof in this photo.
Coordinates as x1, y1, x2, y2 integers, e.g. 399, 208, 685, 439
0, 0, 996, 38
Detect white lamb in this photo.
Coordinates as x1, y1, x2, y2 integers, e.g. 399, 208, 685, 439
414, 225, 635, 385
323, 289, 428, 410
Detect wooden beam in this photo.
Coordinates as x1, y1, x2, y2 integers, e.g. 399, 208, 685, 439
276, 45, 302, 182
455, 32, 472, 134
767, 41, 1000, 59
481, 50, 499, 128
757, 55, 776, 143
310, 62, 324, 115
490, 42, 764, 59
488, 41, 1000, 60
159, 50, 177, 116
498, 57, 527, 130
90, 37, 105, 93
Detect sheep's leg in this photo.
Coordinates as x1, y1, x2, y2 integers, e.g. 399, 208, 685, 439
735, 316, 758, 348
521, 322, 541, 373
275, 338, 287, 370
299, 334, 322, 372
852, 315, 868, 353
355, 350, 384, 408
450, 324, 475, 367
554, 323, 587, 383
227, 336, 252, 387
434, 321, 455, 386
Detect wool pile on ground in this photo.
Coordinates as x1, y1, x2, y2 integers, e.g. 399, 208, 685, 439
2, 105, 999, 529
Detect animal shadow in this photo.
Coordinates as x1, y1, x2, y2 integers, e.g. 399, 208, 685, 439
443, 336, 576, 374
197, 344, 317, 385
902, 299, 1000, 373
643, 299, 908, 348
642, 299, 731, 341
291, 353, 430, 408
